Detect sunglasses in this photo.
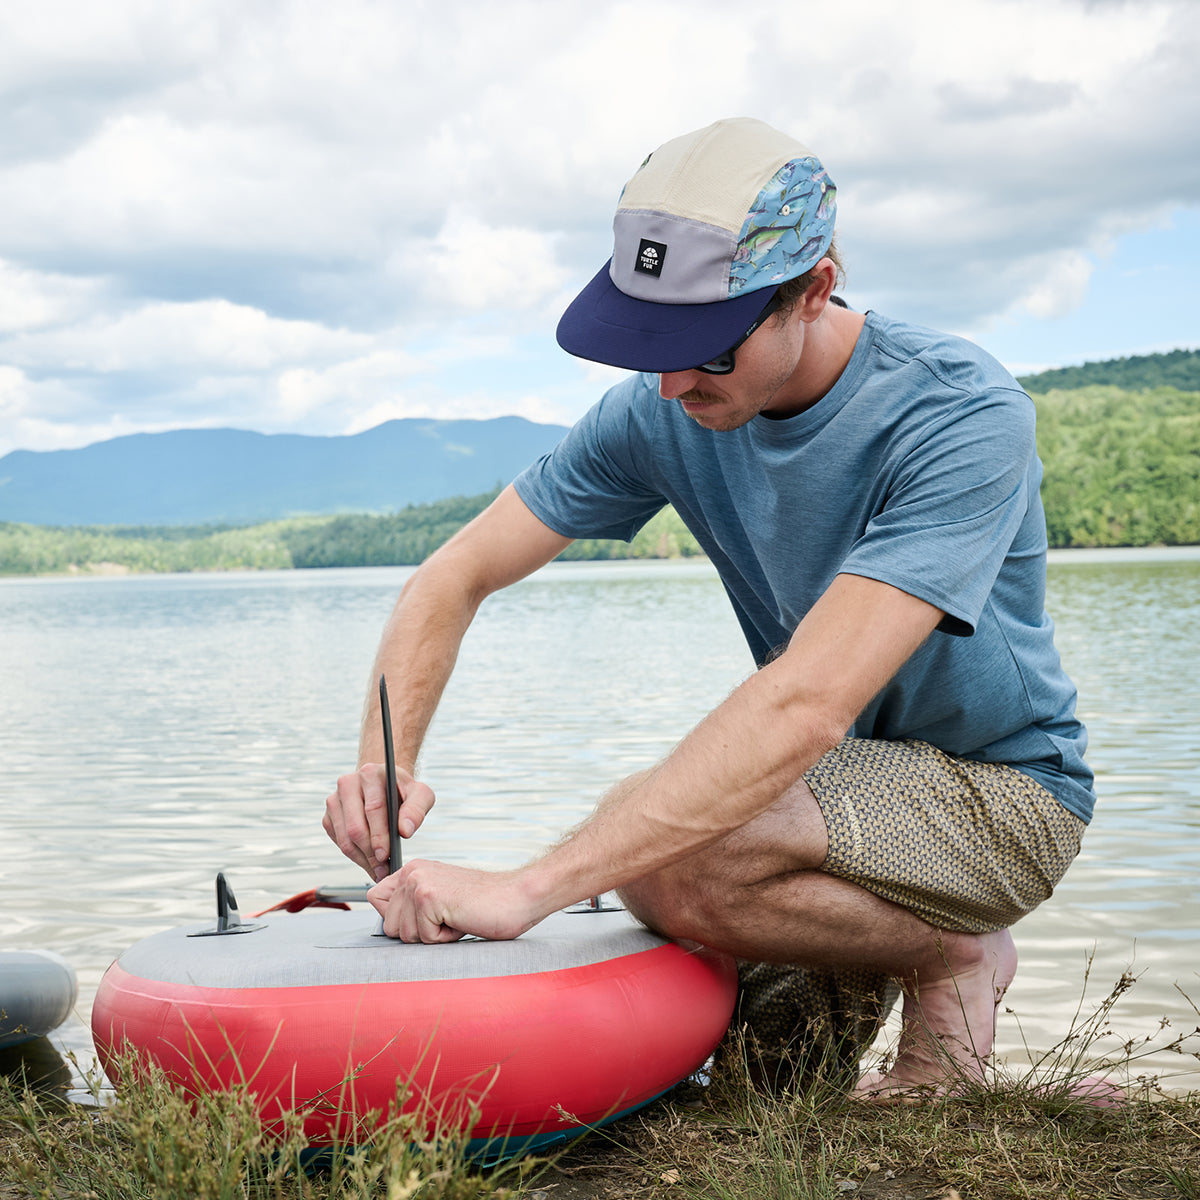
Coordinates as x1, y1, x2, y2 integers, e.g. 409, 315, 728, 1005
695, 292, 784, 375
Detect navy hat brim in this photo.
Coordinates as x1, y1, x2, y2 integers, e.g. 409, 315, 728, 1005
556, 260, 779, 374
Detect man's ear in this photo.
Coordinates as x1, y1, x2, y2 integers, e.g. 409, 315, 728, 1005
796, 258, 839, 323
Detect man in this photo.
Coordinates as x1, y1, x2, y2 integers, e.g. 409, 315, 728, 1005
323, 118, 1093, 1097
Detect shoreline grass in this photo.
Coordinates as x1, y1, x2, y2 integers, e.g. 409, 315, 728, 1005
3, 973, 1198, 1199
4, 1060, 1198, 1200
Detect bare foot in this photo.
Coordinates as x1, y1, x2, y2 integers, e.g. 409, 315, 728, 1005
854, 928, 1018, 1100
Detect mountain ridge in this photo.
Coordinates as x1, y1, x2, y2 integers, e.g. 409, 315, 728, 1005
0, 416, 569, 527
4, 348, 1197, 528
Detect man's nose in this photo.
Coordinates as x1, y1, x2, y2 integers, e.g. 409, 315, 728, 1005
659, 370, 702, 399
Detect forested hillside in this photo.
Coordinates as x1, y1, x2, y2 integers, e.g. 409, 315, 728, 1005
279, 495, 704, 568
1018, 347, 1200, 393
2, 364, 1197, 574
1035, 385, 1199, 546
0, 496, 705, 575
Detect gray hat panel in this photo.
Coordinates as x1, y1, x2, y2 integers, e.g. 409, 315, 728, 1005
611, 211, 738, 305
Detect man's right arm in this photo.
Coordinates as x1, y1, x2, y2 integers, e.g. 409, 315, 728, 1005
323, 484, 574, 878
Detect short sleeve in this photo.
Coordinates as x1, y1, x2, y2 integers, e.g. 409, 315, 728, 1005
838, 387, 1041, 636
513, 376, 666, 541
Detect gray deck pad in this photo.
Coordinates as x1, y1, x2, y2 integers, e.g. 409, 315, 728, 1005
115, 907, 670, 989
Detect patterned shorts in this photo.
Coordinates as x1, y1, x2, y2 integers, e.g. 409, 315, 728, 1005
804, 737, 1086, 935
721, 738, 1086, 1092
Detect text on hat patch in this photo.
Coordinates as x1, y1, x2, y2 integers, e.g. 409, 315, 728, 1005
636, 238, 668, 277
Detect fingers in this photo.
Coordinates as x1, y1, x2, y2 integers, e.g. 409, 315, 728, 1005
368, 865, 464, 944
367, 860, 543, 944
323, 774, 372, 876
324, 764, 435, 880
359, 763, 393, 875
397, 774, 436, 839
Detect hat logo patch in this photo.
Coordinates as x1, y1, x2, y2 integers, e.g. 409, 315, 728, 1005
635, 238, 668, 277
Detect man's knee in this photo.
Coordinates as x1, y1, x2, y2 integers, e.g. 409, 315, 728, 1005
616, 871, 674, 936
618, 864, 730, 943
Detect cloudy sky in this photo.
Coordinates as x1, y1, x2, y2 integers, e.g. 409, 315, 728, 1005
1, 0, 1197, 457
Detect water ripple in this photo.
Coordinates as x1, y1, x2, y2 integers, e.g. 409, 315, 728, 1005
2, 556, 1197, 1091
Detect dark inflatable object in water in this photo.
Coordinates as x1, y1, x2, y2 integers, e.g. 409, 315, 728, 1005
0, 950, 78, 1049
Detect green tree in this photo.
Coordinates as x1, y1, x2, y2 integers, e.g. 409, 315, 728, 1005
1034, 386, 1200, 547
1020, 348, 1200, 393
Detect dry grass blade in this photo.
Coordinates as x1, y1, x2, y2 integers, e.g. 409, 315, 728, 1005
543, 975, 1200, 1200
0, 1046, 535, 1200
3, 974, 1199, 1200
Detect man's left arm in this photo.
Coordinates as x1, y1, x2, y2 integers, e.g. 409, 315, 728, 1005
370, 572, 943, 942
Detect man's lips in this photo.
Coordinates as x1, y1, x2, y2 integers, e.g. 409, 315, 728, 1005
679, 390, 722, 408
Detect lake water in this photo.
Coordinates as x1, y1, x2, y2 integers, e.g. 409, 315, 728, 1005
1, 551, 1197, 1096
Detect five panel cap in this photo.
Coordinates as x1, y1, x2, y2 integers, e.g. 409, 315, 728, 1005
557, 118, 837, 373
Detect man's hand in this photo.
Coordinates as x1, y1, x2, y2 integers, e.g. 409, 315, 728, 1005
323, 765, 436, 881
367, 860, 552, 943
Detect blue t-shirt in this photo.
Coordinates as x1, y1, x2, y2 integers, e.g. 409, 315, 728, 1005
514, 311, 1094, 822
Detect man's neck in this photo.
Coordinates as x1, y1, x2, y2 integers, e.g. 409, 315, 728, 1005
764, 303, 866, 419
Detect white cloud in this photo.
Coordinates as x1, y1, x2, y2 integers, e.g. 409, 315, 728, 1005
0, 365, 31, 416
344, 386, 575, 435
0, 364, 162, 456
399, 215, 569, 311
6, 299, 369, 373
0, 0, 1197, 456
577, 359, 636, 392
1019, 251, 1095, 320
0, 260, 104, 333
275, 349, 426, 423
